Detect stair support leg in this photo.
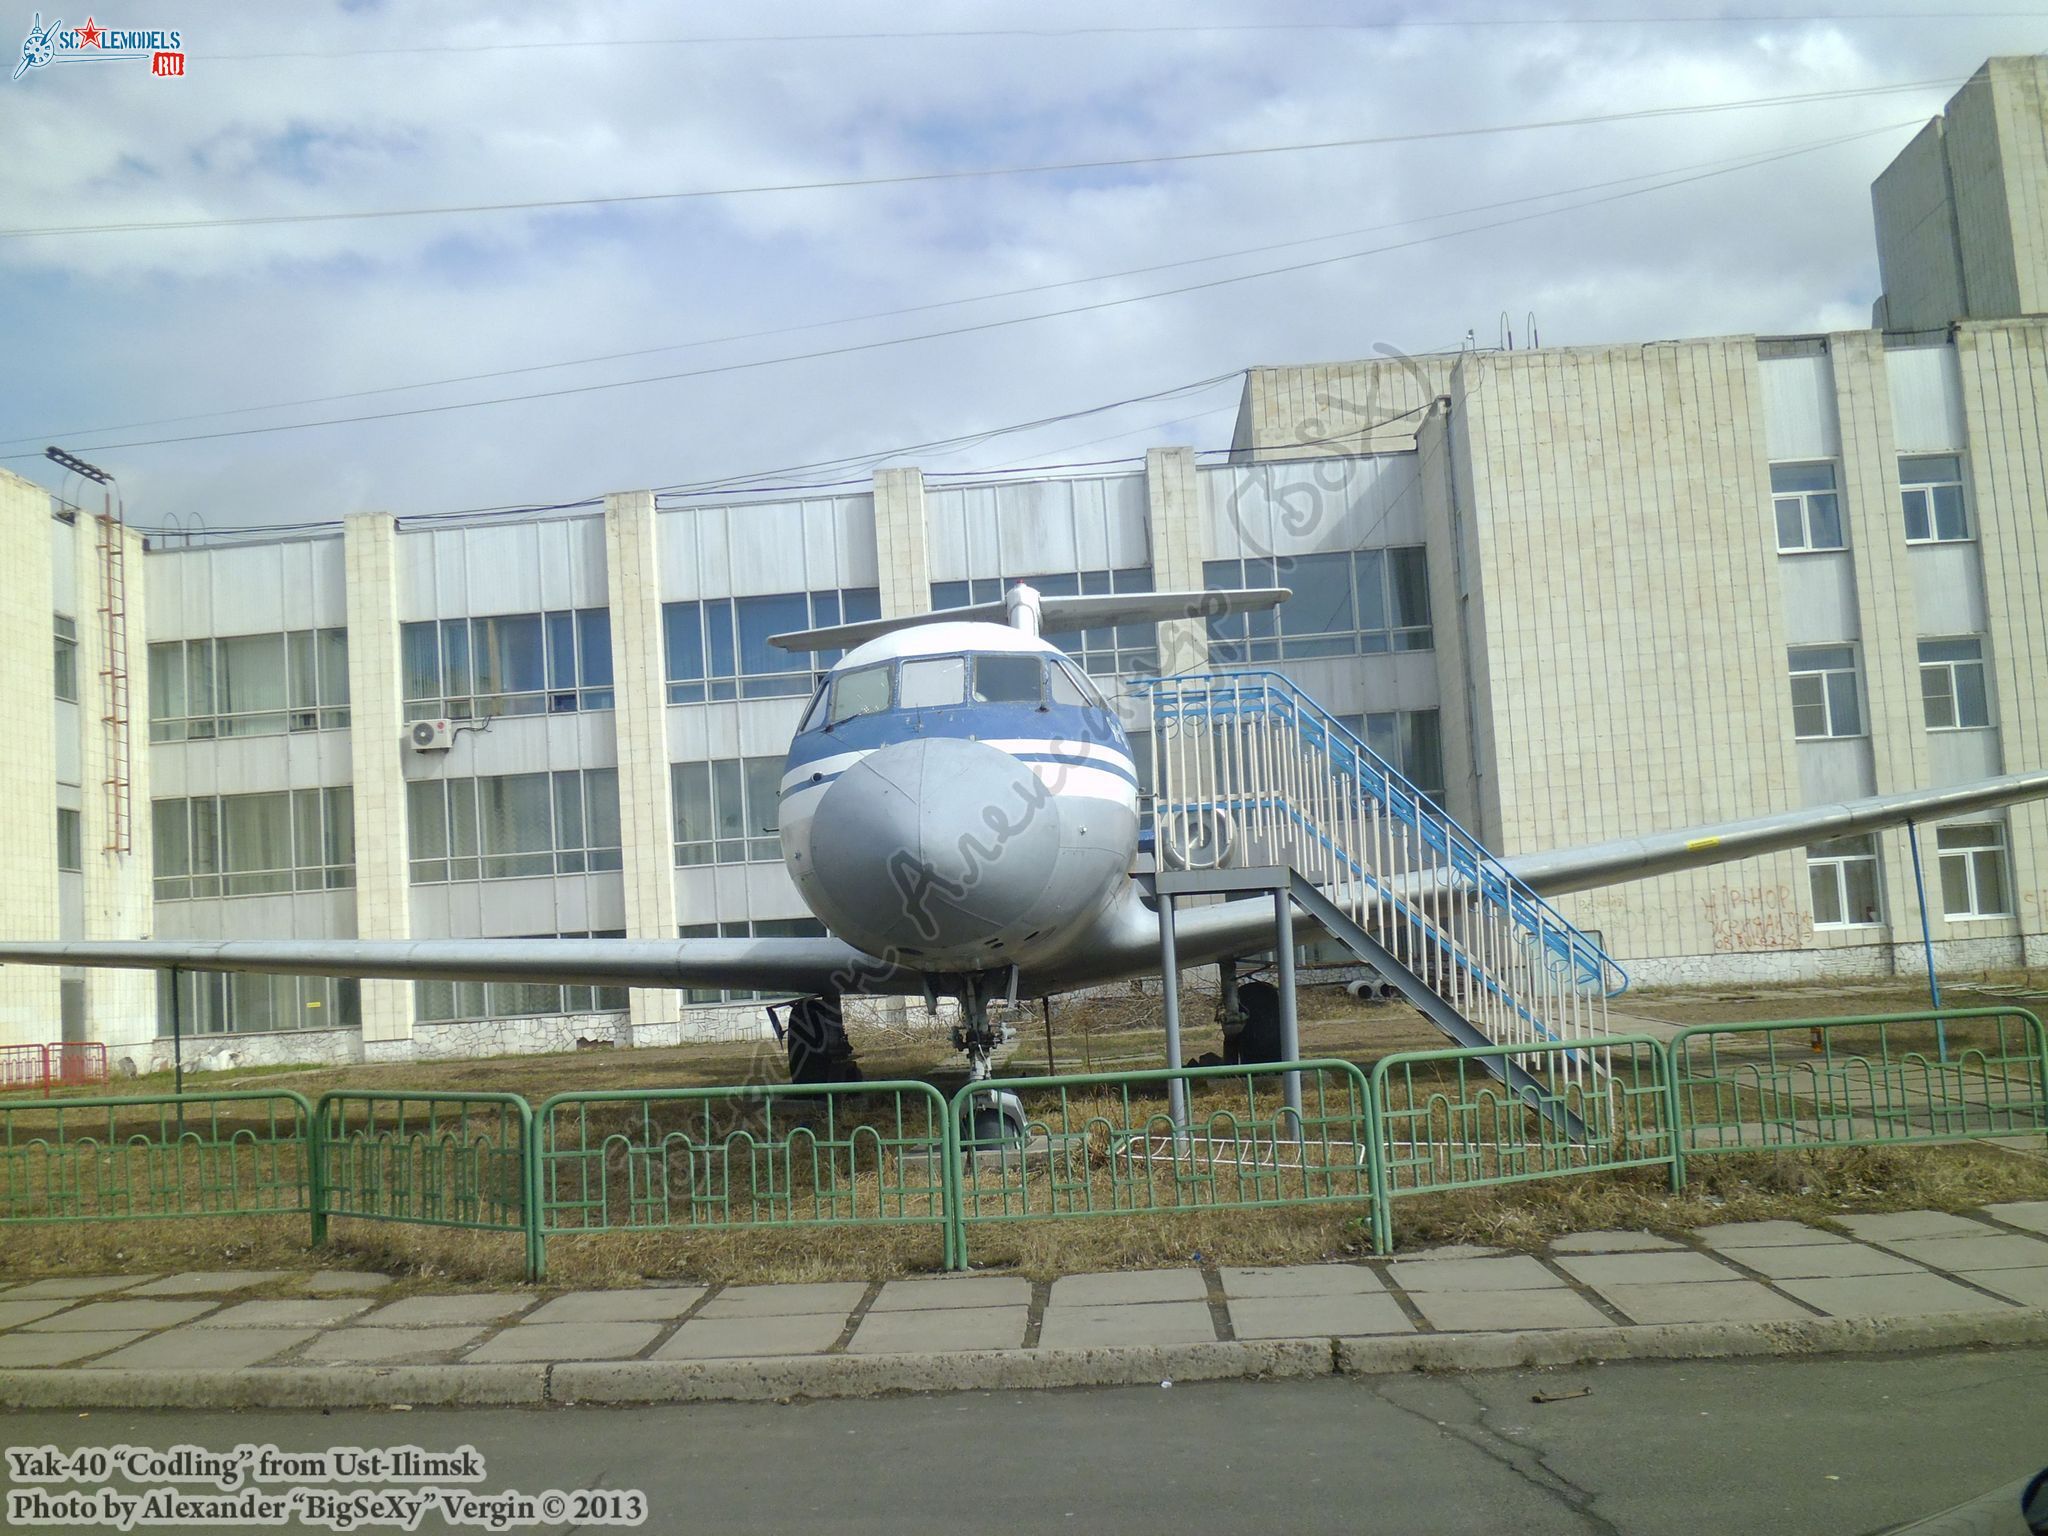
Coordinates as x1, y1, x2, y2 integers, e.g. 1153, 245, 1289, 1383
1157, 893, 1188, 1129
1274, 889, 1302, 1134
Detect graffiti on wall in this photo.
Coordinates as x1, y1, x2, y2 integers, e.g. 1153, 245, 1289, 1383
1699, 884, 1807, 952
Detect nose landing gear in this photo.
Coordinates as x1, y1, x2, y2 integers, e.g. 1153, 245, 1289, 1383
952, 974, 1026, 1144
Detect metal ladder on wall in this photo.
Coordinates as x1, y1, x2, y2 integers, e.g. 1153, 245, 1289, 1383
95, 500, 133, 855
1142, 672, 1628, 1110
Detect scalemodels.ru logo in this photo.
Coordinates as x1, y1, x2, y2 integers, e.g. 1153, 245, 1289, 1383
13, 12, 186, 80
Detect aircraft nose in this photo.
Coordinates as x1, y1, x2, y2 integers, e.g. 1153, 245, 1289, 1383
806, 737, 1063, 960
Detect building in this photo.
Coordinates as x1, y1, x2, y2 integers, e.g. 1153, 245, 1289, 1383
1, 57, 2043, 1070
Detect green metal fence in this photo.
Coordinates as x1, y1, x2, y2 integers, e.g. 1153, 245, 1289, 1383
1368, 1037, 1675, 1253
0, 1090, 313, 1227
313, 1091, 538, 1276
1668, 1008, 2048, 1184
534, 1081, 952, 1280
948, 1061, 1375, 1267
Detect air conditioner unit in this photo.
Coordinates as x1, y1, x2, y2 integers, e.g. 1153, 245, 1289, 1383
407, 719, 455, 753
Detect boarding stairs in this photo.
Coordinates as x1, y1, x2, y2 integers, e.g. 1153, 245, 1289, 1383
1142, 673, 1628, 1117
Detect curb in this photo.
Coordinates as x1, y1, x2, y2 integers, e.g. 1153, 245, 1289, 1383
2, 1311, 2043, 1411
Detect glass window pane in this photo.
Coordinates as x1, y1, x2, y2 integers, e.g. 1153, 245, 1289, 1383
319, 629, 349, 707
828, 663, 892, 723
736, 594, 811, 682
577, 609, 613, 688
931, 581, 970, 612
191, 798, 220, 875
186, 639, 216, 718
1806, 493, 1843, 549
745, 757, 782, 837
1771, 462, 1835, 493
218, 634, 287, 716
223, 792, 292, 877
672, 763, 711, 860
148, 643, 186, 722
474, 614, 544, 698
1809, 864, 1842, 925
1389, 548, 1432, 629
1938, 824, 1998, 851
288, 631, 317, 712
1901, 489, 1931, 542
664, 602, 704, 682
584, 769, 620, 851
1844, 859, 1880, 924
1939, 855, 1971, 916
1932, 484, 1967, 539
546, 611, 577, 691
1975, 849, 2010, 914
1918, 637, 1980, 663
1825, 671, 1861, 736
800, 684, 829, 732
900, 656, 966, 709
1278, 552, 1353, 641
478, 773, 552, 855
1406, 710, 1445, 797
1047, 661, 1089, 708
152, 800, 189, 878
401, 623, 439, 703
706, 602, 736, 679
1956, 663, 1988, 727
440, 619, 471, 702
551, 771, 584, 851
1921, 667, 1956, 728
1900, 454, 1960, 484
711, 760, 745, 841
974, 654, 1042, 703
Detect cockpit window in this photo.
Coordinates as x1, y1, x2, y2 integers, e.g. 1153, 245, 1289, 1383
899, 655, 966, 709
973, 654, 1043, 704
800, 682, 830, 732
828, 662, 892, 725
1048, 658, 1105, 709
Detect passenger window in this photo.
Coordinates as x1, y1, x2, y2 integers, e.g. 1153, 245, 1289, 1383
973, 654, 1044, 704
899, 655, 966, 709
1048, 660, 1104, 709
827, 663, 892, 725
800, 683, 830, 732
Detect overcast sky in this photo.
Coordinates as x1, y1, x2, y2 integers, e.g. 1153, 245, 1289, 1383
1, 2, 2043, 532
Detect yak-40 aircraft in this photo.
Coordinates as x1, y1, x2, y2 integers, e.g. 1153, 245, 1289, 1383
3, 582, 2045, 1112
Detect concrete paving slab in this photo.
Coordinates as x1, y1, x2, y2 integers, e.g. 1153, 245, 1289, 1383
3, 1276, 150, 1300
1038, 1300, 1217, 1350
1048, 1270, 1208, 1305
1728, 1244, 1924, 1280
1408, 1289, 1615, 1332
1774, 1273, 2013, 1319
1219, 1264, 1385, 1299
1402, 1244, 1509, 1260
1885, 1235, 2048, 1272
0, 1331, 146, 1366
848, 1306, 1028, 1354
466, 1322, 662, 1363
363, 1295, 536, 1328
522, 1288, 705, 1325
23, 1299, 217, 1333
125, 1271, 293, 1297
696, 1283, 865, 1320
868, 1276, 1032, 1312
1386, 1256, 1560, 1293
0, 1299, 78, 1330
194, 1298, 376, 1329
1592, 1281, 1810, 1326
1961, 1268, 2048, 1308
1984, 1200, 2048, 1236
301, 1271, 395, 1295
1693, 1220, 1847, 1249
1553, 1252, 1741, 1287
656, 1314, 846, 1360
1549, 1231, 1684, 1254
1839, 1212, 1991, 1243
87, 1328, 317, 1370
301, 1327, 490, 1364
1230, 1293, 1413, 1339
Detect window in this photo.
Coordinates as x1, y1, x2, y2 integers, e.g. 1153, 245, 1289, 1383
406, 770, 620, 883
973, 653, 1043, 704
152, 789, 354, 899
150, 630, 350, 741
415, 932, 628, 1023
828, 663, 892, 725
900, 655, 966, 709
1337, 711, 1446, 803
1901, 454, 1969, 543
1808, 835, 1881, 927
679, 917, 827, 1004
53, 616, 77, 703
1205, 547, 1432, 663
664, 588, 879, 703
1771, 462, 1844, 552
1918, 637, 1991, 730
158, 969, 359, 1037
1788, 645, 1863, 739
932, 569, 1159, 676
673, 756, 783, 865
1937, 823, 2011, 918
55, 807, 81, 872
402, 609, 612, 721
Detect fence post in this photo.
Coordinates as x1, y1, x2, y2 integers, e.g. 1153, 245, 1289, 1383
1365, 1063, 1393, 1255
526, 1100, 548, 1284
307, 1095, 328, 1246
1660, 1038, 1686, 1193
944, 1085, 968, 1271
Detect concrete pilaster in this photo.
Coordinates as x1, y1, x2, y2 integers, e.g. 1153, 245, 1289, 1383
0, 470, 61, 1046
1145, 447, 1207, 675
76, 520, 155, 1048
342, 513, 414, 1047
603, 490, 680, 1031
872, 469, 931, 619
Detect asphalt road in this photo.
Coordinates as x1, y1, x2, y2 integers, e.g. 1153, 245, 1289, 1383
4, 1349, 2045, 1535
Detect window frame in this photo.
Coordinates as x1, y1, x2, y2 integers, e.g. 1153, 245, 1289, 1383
152, 788, 356, 900
1917, 635, 1991, 732
1205, 546, 1433, 664
405, 770, 622, 885
403, 608, 613, 722
1807, 834, 1882, 929
673, 755, 784, 867
55, 806, 82, 872
1899, 454, 1970, 545
1770, 460, 1846, 554
151, 629, 351, 742
664, 587, 880, 704
53, 615, 78, 704
1936, 822, 2012, 920
1787, 644, 1865, 741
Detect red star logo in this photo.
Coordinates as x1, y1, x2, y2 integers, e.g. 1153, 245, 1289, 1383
76, 17, 103, 47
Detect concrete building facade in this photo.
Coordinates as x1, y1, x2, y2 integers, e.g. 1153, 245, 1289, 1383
3, 56, 2044, 1067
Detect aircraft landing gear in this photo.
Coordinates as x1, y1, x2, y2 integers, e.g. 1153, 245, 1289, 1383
781, 995, 862, 1085
1224, 978, 1283, 1065
952, 980, 1025, 1144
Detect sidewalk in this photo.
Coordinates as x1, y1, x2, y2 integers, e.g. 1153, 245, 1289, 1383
3, 1201, 2047, 1409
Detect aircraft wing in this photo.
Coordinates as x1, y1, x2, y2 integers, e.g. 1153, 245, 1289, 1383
0, 936, 921, 997
769, 587, 1290, 653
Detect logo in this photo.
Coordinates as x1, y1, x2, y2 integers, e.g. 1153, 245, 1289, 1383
13, 12, 185, 80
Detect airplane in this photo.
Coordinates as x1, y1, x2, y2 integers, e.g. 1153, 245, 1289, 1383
2, 580, 2046, 1127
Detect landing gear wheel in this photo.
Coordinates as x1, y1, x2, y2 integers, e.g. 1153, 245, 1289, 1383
784, 995, 862, 1085
1224, 980, 1283, 1065
960, 1089, 1026, 1147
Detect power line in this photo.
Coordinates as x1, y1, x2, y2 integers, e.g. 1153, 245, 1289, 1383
201, 14, 2048, 59
0, 76, 1954, 240
0, 128, 1892, 451
0, 123, 1911, 464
